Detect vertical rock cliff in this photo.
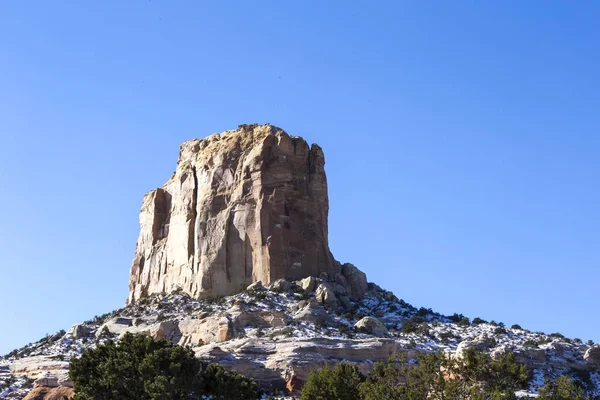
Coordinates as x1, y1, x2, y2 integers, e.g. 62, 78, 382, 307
127, 124, 338, 303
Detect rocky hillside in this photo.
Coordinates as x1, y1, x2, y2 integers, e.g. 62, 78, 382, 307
2, 125, 599, 399
2, 274, 600, 398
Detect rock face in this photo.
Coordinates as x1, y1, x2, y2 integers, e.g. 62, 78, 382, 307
354, 317, 388, 336
128, 124, 338, 303
22, 386, 73, 400
584, 345, 600, 364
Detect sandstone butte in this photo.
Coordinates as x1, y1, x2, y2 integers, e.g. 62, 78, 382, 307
128, 124, 344, 304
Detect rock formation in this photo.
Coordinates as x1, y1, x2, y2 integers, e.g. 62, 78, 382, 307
128, 124, 338, 303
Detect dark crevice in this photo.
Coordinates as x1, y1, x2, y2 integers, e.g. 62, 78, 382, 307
224, 209, 233, 283
188, 166, 198, 263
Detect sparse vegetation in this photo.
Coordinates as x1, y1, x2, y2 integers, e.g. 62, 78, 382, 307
494, 326, 508, 335
538, 375, 586, 400
69, 332, 260, 399
302, 349, 529, 400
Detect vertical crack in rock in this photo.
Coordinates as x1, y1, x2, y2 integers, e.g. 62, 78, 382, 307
127, 124, 338, 303
189, 166, 198, 266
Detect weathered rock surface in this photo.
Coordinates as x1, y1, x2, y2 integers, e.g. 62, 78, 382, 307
9, 356, 69, 381
455, 335, 491, 358
354, 316, 388, 336
315, 283, 337, 305
63, 323, 90, 340
128, 124, 339, 303
341, 263, 368, 300
4, 284, 600, 399
22, 386, 73, 400
584, 345, 600, 364
33, 374, 59, 388
298, 276, 317, 292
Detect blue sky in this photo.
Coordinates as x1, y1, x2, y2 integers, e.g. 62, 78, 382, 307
0, 1, 598, 354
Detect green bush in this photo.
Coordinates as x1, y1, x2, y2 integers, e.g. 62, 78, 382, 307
538, 376, 586, 400
303, 349, 529, 400
301, 363, 363, 400
69, 332, 259, 400
400, 316, 427, 334
494, 326, 508, 335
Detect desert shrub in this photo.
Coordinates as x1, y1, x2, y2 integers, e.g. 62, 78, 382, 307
511, 324, 523, 330
472, 317, 487, 325
439, 331, 459, 344
400, 316, 424, 334
354, 349, 528, 400
494, 326, 507, 335
338, 323, 351, 335
315, 317, 327, 330
98, 326, 112, 339
69, 332, 259, 400
448, 313, 464, 323
416, 307, 432, 317
301, 363, 363, 400
538, 375, 586, 400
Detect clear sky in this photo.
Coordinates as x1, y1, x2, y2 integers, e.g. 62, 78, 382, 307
0, 1, 598, 354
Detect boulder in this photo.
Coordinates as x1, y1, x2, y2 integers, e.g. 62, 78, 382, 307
298, 276, 317, 292
341, 263, 367, 300
338, 295, 352, 309
63, 323, 90, 340
95, 317, 133, 338
293, 303, 336, 327
584, 345, 600, 364
127, 125, 339, 303
334, 273, 348, 288
34, 374, 59, 388
315, 283, 337, 305
57, 378, 74, 388
455, 335, 491, 358
331, 282, 347, 296
270, 279, 291, 292
247, 281, 263, 291
149, 320, 180, 341
354, 317, 388, 336
177, 315, 233, 346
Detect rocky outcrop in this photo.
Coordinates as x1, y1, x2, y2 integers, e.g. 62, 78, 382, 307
584, 345, 600, 364
22, 386, 73, 400
354, 317, 388, 336
63, 323, 90, 340
196, 337, 403, 392
455, 335, 492, 358
341, 263, 368, 300
315, 283, 337, 305
128, 124, 339, 303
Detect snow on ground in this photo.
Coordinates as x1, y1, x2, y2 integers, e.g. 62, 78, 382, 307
1, 282, 597, 398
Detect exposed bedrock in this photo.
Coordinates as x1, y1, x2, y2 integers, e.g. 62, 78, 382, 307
128, 124, 341, 303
